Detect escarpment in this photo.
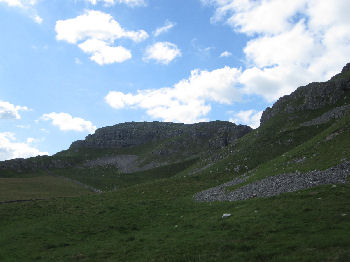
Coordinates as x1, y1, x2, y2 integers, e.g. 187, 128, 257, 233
260, 63, 350, 124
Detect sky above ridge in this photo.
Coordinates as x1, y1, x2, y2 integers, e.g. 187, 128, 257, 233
1, 0, 350, 160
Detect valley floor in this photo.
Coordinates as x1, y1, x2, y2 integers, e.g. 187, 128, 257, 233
0, 179, 349, 261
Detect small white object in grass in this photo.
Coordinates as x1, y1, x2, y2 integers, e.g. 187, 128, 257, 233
332, 185, 337, 188
174, 225, 178, 228
341, 214, 347, 217
222, 213, 231, 218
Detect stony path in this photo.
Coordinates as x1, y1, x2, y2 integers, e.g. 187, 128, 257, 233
194, 161, 350, 202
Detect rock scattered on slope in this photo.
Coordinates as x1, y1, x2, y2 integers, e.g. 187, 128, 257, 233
301, 105, 350, 127
194, 161, 350, 202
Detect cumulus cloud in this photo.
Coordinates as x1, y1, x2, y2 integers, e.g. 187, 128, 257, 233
33, 14, 42, 24
105, 66, 242, 123
0, 0, 25, 7
220, 51, 232, 57
144, 42, 181, 64
0, 0, 42, 23
0, 0, 38, 8
41, 112, 96, 133
55, 10, 148, 65
153, 20, 176, 37
26, 137, 36, 143
0, 100, 28, 119
230, 110, 263, 129
0, 132, 48, 161
78, 39, 131, 65
202, 0, 350, 101
86, 0, 145, 7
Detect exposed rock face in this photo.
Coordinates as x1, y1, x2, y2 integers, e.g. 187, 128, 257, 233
69, 121, 252, 152
260, 63, 350, 124
70, 122, 185, 149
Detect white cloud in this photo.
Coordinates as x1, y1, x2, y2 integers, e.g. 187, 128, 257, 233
33, 14, 42, 24
0, 0, 42, 23
0, 132, 48, 161
144, 42, 181, 64
55, 10, 148, 65
105, 66, 242, 123
202, 0, 350, 101
0, 0, 24, 7
230, 110, 263, 129
55, 10, 148, 43
220, 51, 232, 57
0, 0, 38, 8
86, 0, 145, 7
26, 137, 35, 143
41, 112, 96, 133
0, 100, 28, 120
78, 39, 131, 65
153, 20, 176, 37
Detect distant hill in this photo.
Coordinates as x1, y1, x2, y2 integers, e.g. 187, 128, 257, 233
1, 121, 251, 174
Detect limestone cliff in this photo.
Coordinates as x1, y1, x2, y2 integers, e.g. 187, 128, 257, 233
69, 121, 252, 152
260, 63, 350, 124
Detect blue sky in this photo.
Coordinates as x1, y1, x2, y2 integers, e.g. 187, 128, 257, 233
1, 0, 350, 160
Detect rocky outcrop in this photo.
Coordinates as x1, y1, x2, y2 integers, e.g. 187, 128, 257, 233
69, 121, 252, 152
260, 63, 350, 124
70, 122, 186, 149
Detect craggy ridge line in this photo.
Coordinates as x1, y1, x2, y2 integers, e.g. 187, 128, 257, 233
194, 161, 350, 202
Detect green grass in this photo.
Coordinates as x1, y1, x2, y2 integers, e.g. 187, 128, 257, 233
0, 176, 91, 202
0, 176, 349, 261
